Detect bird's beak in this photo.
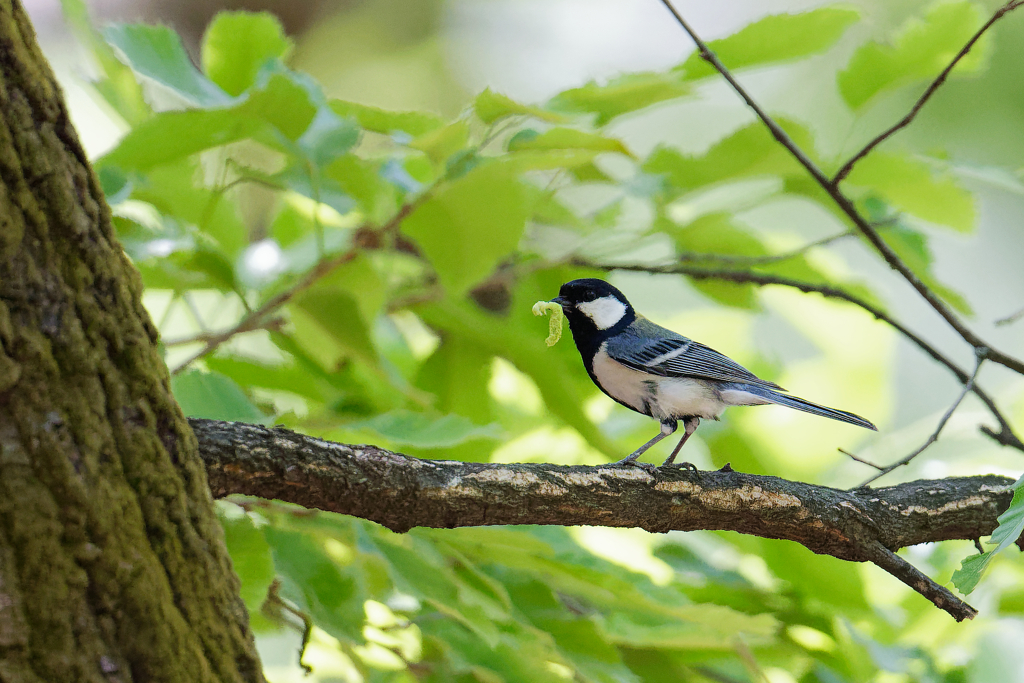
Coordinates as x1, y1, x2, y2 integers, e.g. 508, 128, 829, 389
550, 296, 569, 308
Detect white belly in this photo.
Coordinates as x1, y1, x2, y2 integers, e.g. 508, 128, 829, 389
592, 347, 740, 421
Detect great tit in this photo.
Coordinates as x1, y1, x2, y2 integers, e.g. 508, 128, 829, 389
551, 278, 877, 470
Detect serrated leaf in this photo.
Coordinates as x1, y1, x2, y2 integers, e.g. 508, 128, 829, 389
508, 127, 634, 158
644, 120, 815, 196
104, 23, 231, 106
98, 72, 318, 171
475, 88, 567, 124
201, 11, 292, 97
329, 99, 445, 136
838, 1, 989, 109
171, 369, 265, 422
353, 410, 502, 448
547, 72, 690, 125
402, 162, 530, 295
846, 152, 975, 232
678, 8, 860, 80
951, 550, 992, 595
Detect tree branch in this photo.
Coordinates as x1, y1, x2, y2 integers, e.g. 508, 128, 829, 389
657, 0, 1024, 379
833, 0, 1024, 184
191, 418, 1018, 621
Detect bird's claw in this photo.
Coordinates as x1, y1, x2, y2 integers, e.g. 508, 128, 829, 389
609, 456, 658, 473
662, 461, 698, 472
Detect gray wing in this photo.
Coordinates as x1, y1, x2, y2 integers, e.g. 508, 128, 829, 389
605, 317, 784, 390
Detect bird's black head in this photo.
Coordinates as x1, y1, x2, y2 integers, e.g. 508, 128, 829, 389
552, 278, 635, 350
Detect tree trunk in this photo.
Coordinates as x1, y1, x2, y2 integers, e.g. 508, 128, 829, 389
0, 2, 263, 681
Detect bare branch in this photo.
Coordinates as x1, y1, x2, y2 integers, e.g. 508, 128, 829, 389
656, 0, 1024, 379
857, 349, 987, 487
192, 418, 1018, 621
833, 0, 1024, 184
860, 541, 977, 622
573, 259, 1024, 452
996, 305, 1024, 327
839, 447, 884, 471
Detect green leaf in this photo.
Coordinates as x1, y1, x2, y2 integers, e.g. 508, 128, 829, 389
845, 152, 975, 231
951, 550, 992, 595
353, 410, 502, 449
324, 155, 396, 223
103, 23, 231, 106
547, 72, 690, 125
402, 162, 530, 295
409, 120, 471, 165
201, 11, 292, 97
262, 523, 369, 642
644, 120, 814, 196
508, 127, 634, 158
329, 99, 445, 136
678, 8, 860, 80
171, 369, 265, 422
60, 0, 150, 126
98, 72, 321, 172
838, 1, 989, 109
880, 224, 972, 314
218, 505, 276, 614
292, 289, 379, 367
297, 106, 360, 166
475, 88, 567, 124
989, 477, 1024, 554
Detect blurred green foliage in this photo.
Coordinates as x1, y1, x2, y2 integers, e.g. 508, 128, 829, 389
61, 1, 1024, 681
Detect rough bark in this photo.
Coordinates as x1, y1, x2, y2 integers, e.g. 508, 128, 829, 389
0, 2, 263, 681
196, 418, 1013, 621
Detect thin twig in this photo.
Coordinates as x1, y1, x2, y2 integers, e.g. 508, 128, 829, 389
838, 448, 884, 471
677, 229, 854, 267
857, 349, 987, 488
833, 0, 1024, 184
656, 0, 1024, 379
162, 316, 286, 348
576, 258, 1024, 452
996, 305, 1024, 327
861, 541, 977, 621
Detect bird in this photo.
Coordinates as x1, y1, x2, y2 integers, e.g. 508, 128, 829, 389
550, 278, 877, 471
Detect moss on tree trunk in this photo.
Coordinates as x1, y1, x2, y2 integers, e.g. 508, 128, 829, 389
0, 1, 263, 680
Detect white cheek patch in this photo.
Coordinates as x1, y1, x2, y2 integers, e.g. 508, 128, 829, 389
577, 296, 627, 330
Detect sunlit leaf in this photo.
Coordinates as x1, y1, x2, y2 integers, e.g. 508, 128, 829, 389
508, 127, 634, 158
475, 88, 568, 124
838, 1, 989, 109
678, 8, 860, 80
201, 11, 292, 97
845, 152, 975, 232
330, 99, 445, 136
402, 162, 530, 295
104, 23, 231, 106
547, 72, 690, 125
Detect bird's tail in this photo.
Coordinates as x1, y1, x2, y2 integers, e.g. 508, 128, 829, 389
753, 388, 877, 430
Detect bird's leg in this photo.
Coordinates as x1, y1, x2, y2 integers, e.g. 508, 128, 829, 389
661, 417, 700, 469
612, 420, 676, 471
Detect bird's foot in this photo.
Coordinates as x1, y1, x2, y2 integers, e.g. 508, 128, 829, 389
610, 455, 658, 473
